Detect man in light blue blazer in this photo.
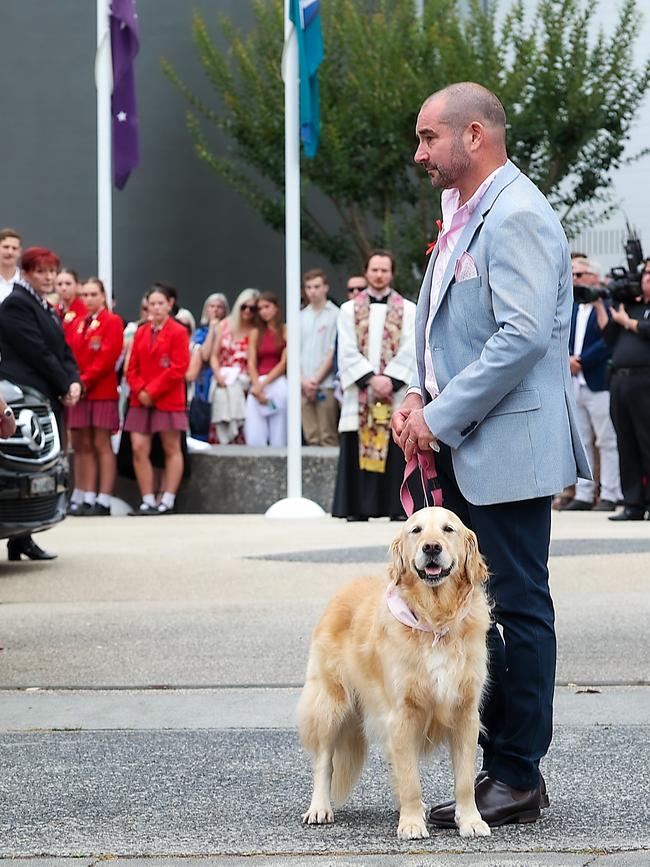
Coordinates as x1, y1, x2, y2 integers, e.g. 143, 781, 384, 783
393, 82, 590, 829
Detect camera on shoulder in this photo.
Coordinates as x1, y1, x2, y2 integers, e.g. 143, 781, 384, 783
573, 223, 644, 305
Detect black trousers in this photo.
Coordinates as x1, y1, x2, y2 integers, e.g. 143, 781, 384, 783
435, 444, 554, 791
609, 371, 650, 510
332, 432, 407, 519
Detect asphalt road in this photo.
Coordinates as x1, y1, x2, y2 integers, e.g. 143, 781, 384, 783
0, 511, 648, 863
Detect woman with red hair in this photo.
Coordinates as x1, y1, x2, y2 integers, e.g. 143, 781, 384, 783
0, 246, 81, 560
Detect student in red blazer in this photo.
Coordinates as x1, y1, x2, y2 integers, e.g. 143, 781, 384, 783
67, 278, 124, 516
55, 268, 87, 344
124, 285, 190, 515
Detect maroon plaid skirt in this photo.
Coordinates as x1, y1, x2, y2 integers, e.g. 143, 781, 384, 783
123, 407, 189, 435
67, 398, 120, 431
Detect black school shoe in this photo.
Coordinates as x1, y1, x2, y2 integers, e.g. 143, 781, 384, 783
67, 502, 94, 516
134, 504, 161, 516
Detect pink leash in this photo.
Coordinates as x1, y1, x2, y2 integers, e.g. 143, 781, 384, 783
400, 449, 443, 517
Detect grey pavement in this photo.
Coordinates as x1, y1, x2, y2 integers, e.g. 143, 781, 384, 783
0, 511, 648, 863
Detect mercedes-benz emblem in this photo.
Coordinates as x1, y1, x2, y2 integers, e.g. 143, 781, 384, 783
18, 409, 46, 452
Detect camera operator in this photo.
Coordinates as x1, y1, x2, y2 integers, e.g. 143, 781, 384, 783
563, 257, 622, 512
596, 258, 650, 520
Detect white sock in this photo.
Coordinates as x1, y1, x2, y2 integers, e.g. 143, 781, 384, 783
97, 493, 111, 508
142, 493, 156, 507
71, 488, 84, 504
83, 492, 96, 506
160, 492, 176, 509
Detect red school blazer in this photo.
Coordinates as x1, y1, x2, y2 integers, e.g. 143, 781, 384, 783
126, 317, 190, 411
70, 308, 124, 401
58, 296, 88, 345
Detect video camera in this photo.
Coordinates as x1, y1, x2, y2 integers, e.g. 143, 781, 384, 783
573, 223, 644, 305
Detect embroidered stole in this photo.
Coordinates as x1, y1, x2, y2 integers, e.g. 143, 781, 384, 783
354, 291, 404, 473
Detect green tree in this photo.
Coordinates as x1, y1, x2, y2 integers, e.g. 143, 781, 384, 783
162, 0, 650, 295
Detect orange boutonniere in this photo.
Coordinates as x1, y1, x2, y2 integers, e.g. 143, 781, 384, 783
425, 219, 444, 256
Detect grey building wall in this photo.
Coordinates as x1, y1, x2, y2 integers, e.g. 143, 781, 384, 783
0, 1, 331, 321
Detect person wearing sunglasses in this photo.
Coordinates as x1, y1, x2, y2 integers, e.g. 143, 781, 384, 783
559, 256, 621, 512
209, 288, 260, 443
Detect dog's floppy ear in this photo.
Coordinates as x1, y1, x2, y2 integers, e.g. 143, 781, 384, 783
389, 536, 406, 585
464, 528, 488, 585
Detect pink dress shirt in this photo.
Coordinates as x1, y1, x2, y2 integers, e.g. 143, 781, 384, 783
423, 164, 506, 399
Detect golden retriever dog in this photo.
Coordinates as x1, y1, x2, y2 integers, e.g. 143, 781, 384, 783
298, 506, 491, 839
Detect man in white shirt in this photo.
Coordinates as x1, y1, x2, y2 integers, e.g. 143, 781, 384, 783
300, 268, 339, 445
563, 256, 621, 510
0, 228, 22, 303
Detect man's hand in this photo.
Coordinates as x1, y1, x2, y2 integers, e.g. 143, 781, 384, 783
369, 374, 393, 401
610, 304, 634, 330
569, 356, 582, 376
138, 389, 154, 408
399, 407, 437, 462
302, 377, 318, 402
391, 391, 423, 443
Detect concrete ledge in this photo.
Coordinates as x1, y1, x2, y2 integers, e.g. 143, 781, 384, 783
115, 446, 339, 514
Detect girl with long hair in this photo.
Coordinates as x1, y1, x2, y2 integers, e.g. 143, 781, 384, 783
124, 285, 190, 514
244, 291, 287, 446
67, 278, 124, 515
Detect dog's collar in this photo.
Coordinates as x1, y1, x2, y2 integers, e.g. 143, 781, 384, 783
385, 582, 472, 645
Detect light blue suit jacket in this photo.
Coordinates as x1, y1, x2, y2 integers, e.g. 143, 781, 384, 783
415, 160, 591, 505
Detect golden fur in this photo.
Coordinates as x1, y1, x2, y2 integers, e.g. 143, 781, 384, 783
298, 506, 492, 839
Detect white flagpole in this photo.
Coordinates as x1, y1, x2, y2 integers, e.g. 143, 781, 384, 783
96, 0, 113, 307
266, 0, 324, 518
283, 0, 302, 504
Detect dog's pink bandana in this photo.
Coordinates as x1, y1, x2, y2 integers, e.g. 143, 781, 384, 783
386, 582, 472, 646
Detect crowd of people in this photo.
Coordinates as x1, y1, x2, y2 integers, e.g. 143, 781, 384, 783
2, 207, 650, 527
1, 223, 648, 537
0, 227, 411, 533
554, 252, 650, 521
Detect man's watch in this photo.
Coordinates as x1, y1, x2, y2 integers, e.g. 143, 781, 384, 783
2, 406, 14, 419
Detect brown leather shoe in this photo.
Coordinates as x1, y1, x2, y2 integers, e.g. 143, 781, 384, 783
430, 770, 549, 813
427, 776, 541, 828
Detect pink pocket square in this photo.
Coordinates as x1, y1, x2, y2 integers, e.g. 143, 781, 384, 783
454, 252, 478, 282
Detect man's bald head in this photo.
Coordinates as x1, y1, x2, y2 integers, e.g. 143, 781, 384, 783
424, 82, 506, 141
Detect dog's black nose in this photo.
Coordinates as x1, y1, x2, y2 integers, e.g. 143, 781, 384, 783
422, 542, 442, 556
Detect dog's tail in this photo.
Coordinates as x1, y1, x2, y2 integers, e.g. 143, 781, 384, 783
331, 714, 368, 806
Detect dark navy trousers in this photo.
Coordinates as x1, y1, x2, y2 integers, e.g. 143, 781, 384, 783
435, 444, 555, 791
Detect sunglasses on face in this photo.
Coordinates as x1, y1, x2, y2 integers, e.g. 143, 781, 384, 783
241, 304, 257, 312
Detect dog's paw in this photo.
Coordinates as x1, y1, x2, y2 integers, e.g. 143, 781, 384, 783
302, 804, 334, 825
457, 814, 491, 838
397, 816, 430, 840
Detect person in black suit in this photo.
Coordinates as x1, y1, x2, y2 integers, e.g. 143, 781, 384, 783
0, 246, 81, 560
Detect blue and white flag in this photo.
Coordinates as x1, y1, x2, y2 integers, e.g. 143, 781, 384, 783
288, 0, 324, 158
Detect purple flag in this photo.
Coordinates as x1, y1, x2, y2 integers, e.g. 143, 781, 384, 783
110, 0, 140, 189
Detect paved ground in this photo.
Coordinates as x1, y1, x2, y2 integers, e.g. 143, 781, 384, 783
0, 510, 648, 864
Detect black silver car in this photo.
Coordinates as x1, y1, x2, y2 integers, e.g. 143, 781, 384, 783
0, 380, 67, 540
